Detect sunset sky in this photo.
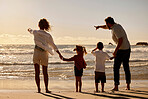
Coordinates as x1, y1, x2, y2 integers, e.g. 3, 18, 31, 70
0, 0, 148, 45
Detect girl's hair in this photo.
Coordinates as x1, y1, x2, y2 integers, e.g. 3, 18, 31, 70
38, 18, 51, 31
74, 45, 87, 55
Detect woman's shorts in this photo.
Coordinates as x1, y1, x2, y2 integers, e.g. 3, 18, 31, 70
74, 66, 83, 76
95, 71, 106, 83
33, 48, 48, 66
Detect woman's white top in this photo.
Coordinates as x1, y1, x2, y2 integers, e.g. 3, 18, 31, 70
29, 29, 58, 55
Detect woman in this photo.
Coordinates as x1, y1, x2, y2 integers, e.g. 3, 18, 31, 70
28, 18, 61, 93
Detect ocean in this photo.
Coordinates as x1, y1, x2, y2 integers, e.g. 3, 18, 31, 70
0, 44, 148, 80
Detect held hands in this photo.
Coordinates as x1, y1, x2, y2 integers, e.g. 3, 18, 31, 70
113, 51, 117, 57
110, 57, 114, 60
56, 50, 63, 60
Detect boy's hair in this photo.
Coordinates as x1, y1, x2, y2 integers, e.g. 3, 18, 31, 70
105, 17, 115, 24
97, 42, 103, 50
38, 18, 51, 31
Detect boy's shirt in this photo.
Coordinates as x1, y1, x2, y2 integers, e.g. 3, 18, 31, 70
92, 50, 110, 72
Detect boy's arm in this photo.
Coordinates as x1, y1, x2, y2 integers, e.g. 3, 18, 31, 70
94, 25, 108, 30
91, 48, 97, 56
91, 48, 97, 52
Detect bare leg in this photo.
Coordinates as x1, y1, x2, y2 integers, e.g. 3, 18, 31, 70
112, 85, 119, 91
126, 83, 130, 90
75, 76, 78, 92
101, 83, 105, 92
78, 76, 82, 92
34, 64, 41, 93
95, 83, 99, 92
42, 66, 51, 93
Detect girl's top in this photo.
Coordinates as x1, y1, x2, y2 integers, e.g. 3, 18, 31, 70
63, 55, 87, 70
28, 29, 58, 55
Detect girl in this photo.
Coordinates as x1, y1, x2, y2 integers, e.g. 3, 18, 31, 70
28, 18, 61, 93
60, 45, 87, 92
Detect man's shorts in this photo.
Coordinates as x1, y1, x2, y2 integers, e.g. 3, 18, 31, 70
95, 71, 106, 83
33, 48, 48, 66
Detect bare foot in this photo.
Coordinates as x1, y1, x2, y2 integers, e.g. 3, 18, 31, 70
111, 88, 119, 91
94, 90, 99, 93
38, 88, 41, 93
126, 84, 130, 90
112, 85, 119, 91
46, 90, 51, 93
102, 90, 105, 93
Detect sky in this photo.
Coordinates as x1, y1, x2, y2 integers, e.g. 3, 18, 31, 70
0, 0, 148, 45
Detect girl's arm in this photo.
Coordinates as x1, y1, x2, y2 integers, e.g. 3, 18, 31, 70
62, 56, 75, 61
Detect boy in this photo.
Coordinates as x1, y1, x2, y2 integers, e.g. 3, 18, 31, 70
91, 42, 113, 92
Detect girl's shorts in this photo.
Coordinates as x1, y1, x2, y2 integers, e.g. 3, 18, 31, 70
74, 66, 83, 76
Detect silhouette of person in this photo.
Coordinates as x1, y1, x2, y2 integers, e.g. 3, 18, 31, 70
95, 17, 131, 91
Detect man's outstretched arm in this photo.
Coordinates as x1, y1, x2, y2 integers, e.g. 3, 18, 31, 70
94, 25, 108, 30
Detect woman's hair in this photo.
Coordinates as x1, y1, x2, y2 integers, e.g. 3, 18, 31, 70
105, 17, 115, 24
74, 45, 87, 55
38, 18, 51, 31
97, 42, 104, 50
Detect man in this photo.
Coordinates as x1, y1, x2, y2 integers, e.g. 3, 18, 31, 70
95, 17, 131, 91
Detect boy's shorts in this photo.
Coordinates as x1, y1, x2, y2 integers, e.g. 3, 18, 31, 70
95, 71, 106, 83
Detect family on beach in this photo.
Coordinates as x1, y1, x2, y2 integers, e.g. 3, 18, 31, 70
28, 17, 131, 93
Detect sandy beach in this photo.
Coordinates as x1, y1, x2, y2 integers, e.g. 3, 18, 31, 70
0, 79, 148, 99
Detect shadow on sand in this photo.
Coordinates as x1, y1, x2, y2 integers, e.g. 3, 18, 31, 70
40, 92, 75, 99
81, 92, 129, 99
81, 90, 148, 99
40, 90, 148, 99
120, 89, 148, 96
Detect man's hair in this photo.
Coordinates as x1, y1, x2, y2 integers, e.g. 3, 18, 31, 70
105, 17, 115, 24
97, 42, 103, 50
